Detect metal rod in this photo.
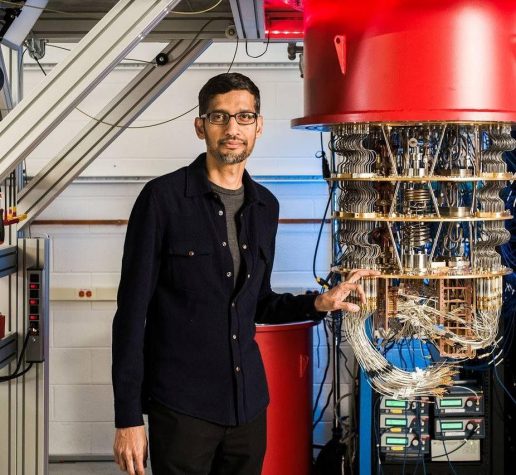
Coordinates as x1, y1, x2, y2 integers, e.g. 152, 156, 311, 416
429, 123, 448, 176
428, 222, 443, 266
381, 125, 398, 176
389, 181, 401, 216
427, 182, 441, 218
386, 222, 403, 271
469, 221, 475, 268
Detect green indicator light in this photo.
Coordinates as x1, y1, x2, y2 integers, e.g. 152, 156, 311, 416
385, 399, 407, 408
386, 437, 408, 446
386, 418, 408, 426
441, 422, 463, 430
440, 399, 462, 407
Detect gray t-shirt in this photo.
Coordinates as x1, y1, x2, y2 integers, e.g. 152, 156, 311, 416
211, 182, 245, 286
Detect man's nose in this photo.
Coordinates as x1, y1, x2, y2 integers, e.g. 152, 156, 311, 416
224, 115, 240, 133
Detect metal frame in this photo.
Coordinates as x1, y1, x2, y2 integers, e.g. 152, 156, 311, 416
0, 48, 13, 120
18, 38, 212, 227
229, 0, 265, 38
0, 0, 182, 183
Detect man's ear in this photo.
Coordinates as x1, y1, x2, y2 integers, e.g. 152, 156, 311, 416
255, 115, 264, 138
194, 117, 205, 139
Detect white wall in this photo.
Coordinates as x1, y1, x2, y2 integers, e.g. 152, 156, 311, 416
20, 42, 351, 456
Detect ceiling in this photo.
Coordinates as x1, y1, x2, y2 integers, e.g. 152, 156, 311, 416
25, 0, 303, 42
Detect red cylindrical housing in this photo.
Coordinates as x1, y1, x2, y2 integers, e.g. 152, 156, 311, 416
292, 0, 516, 128
255, 321, 315, 475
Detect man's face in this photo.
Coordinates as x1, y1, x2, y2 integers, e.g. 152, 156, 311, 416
194, 90, 263, 165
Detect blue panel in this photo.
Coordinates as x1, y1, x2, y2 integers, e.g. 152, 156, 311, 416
359, 368, 373, 475
359, 317, 374, 475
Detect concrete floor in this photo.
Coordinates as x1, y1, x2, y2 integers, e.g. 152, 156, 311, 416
49, 462, 153, 474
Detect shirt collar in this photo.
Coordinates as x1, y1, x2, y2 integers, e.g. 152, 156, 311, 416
185, 153, 263, 205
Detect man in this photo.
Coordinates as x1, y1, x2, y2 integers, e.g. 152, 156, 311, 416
112, 72, 378, 475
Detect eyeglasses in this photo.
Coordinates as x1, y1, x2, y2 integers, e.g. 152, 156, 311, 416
200, 111, 258, 126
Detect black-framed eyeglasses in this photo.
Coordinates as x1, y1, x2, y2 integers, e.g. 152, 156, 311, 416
200, 111, 258, 126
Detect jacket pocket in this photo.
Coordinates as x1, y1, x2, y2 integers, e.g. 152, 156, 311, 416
168, 240, 214, 292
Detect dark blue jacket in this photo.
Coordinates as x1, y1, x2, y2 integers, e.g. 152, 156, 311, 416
112, 153, 323, 428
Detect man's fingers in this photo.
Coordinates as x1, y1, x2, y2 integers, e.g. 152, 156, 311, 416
355, 284, 367, 304
336, 283, 366, 304
340, 301, 361, 313
345, 268, 381, 283
135, 458, 146, 475
135, 449, 146, 475
124, 454, 135, 475
335, 282, 361, 296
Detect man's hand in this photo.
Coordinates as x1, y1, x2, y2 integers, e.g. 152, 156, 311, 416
113, 425, 148, 475
314, 269, 381, 313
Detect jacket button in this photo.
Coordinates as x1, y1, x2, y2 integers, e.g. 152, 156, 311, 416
232, 334, 237, 340
231, 301, 236, 307
247, 274, 251, 279
226, 271, 232, 278
242, 244, 247, 250
222, 241, 227, 247
188, 251, 195, 256
235, 366, 240, 372
218, 210, 224, 216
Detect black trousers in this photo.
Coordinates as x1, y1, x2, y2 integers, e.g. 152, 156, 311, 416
148, 401, 267, 475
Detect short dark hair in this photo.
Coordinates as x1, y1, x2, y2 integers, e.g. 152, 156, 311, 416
198, 73, 260, 115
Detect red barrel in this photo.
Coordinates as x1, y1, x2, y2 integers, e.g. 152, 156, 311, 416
292, 0, 516, 127
255, 321, 315, 475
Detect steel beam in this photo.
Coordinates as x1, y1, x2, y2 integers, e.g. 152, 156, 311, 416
33, 15, 233, 42
0, 49, 13, 119
229, 0, 265, 39
0, 0, 181, 184
18, 38, 212, 228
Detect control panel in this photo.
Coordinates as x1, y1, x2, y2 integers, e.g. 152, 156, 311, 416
25, 268, 46, 363
435, 417, 485, 440
435, 387, 484, 416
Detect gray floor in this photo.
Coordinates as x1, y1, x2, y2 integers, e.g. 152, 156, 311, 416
49, 462, 153, 474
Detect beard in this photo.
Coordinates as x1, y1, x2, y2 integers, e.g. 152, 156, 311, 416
210, 137, 251, 165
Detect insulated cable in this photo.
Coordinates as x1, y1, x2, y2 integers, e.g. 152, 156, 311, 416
33, 22, 240, 130
0, 331, 34, 382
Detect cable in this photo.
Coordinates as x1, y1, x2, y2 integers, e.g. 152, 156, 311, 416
170, 0, 223, 15
315, 132, 330, 179
433, 412, 471, 475
0, 331, 34, 382
0, 0, 224, 16
45, 43, 155, 65
33, 26, 240, 130
244, 32, 270, 59
493, 358, 516, 405
313, 385, 334, 430
313, 319, 331, 425
312, 183, 335, 288
430, 438, 470, 459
